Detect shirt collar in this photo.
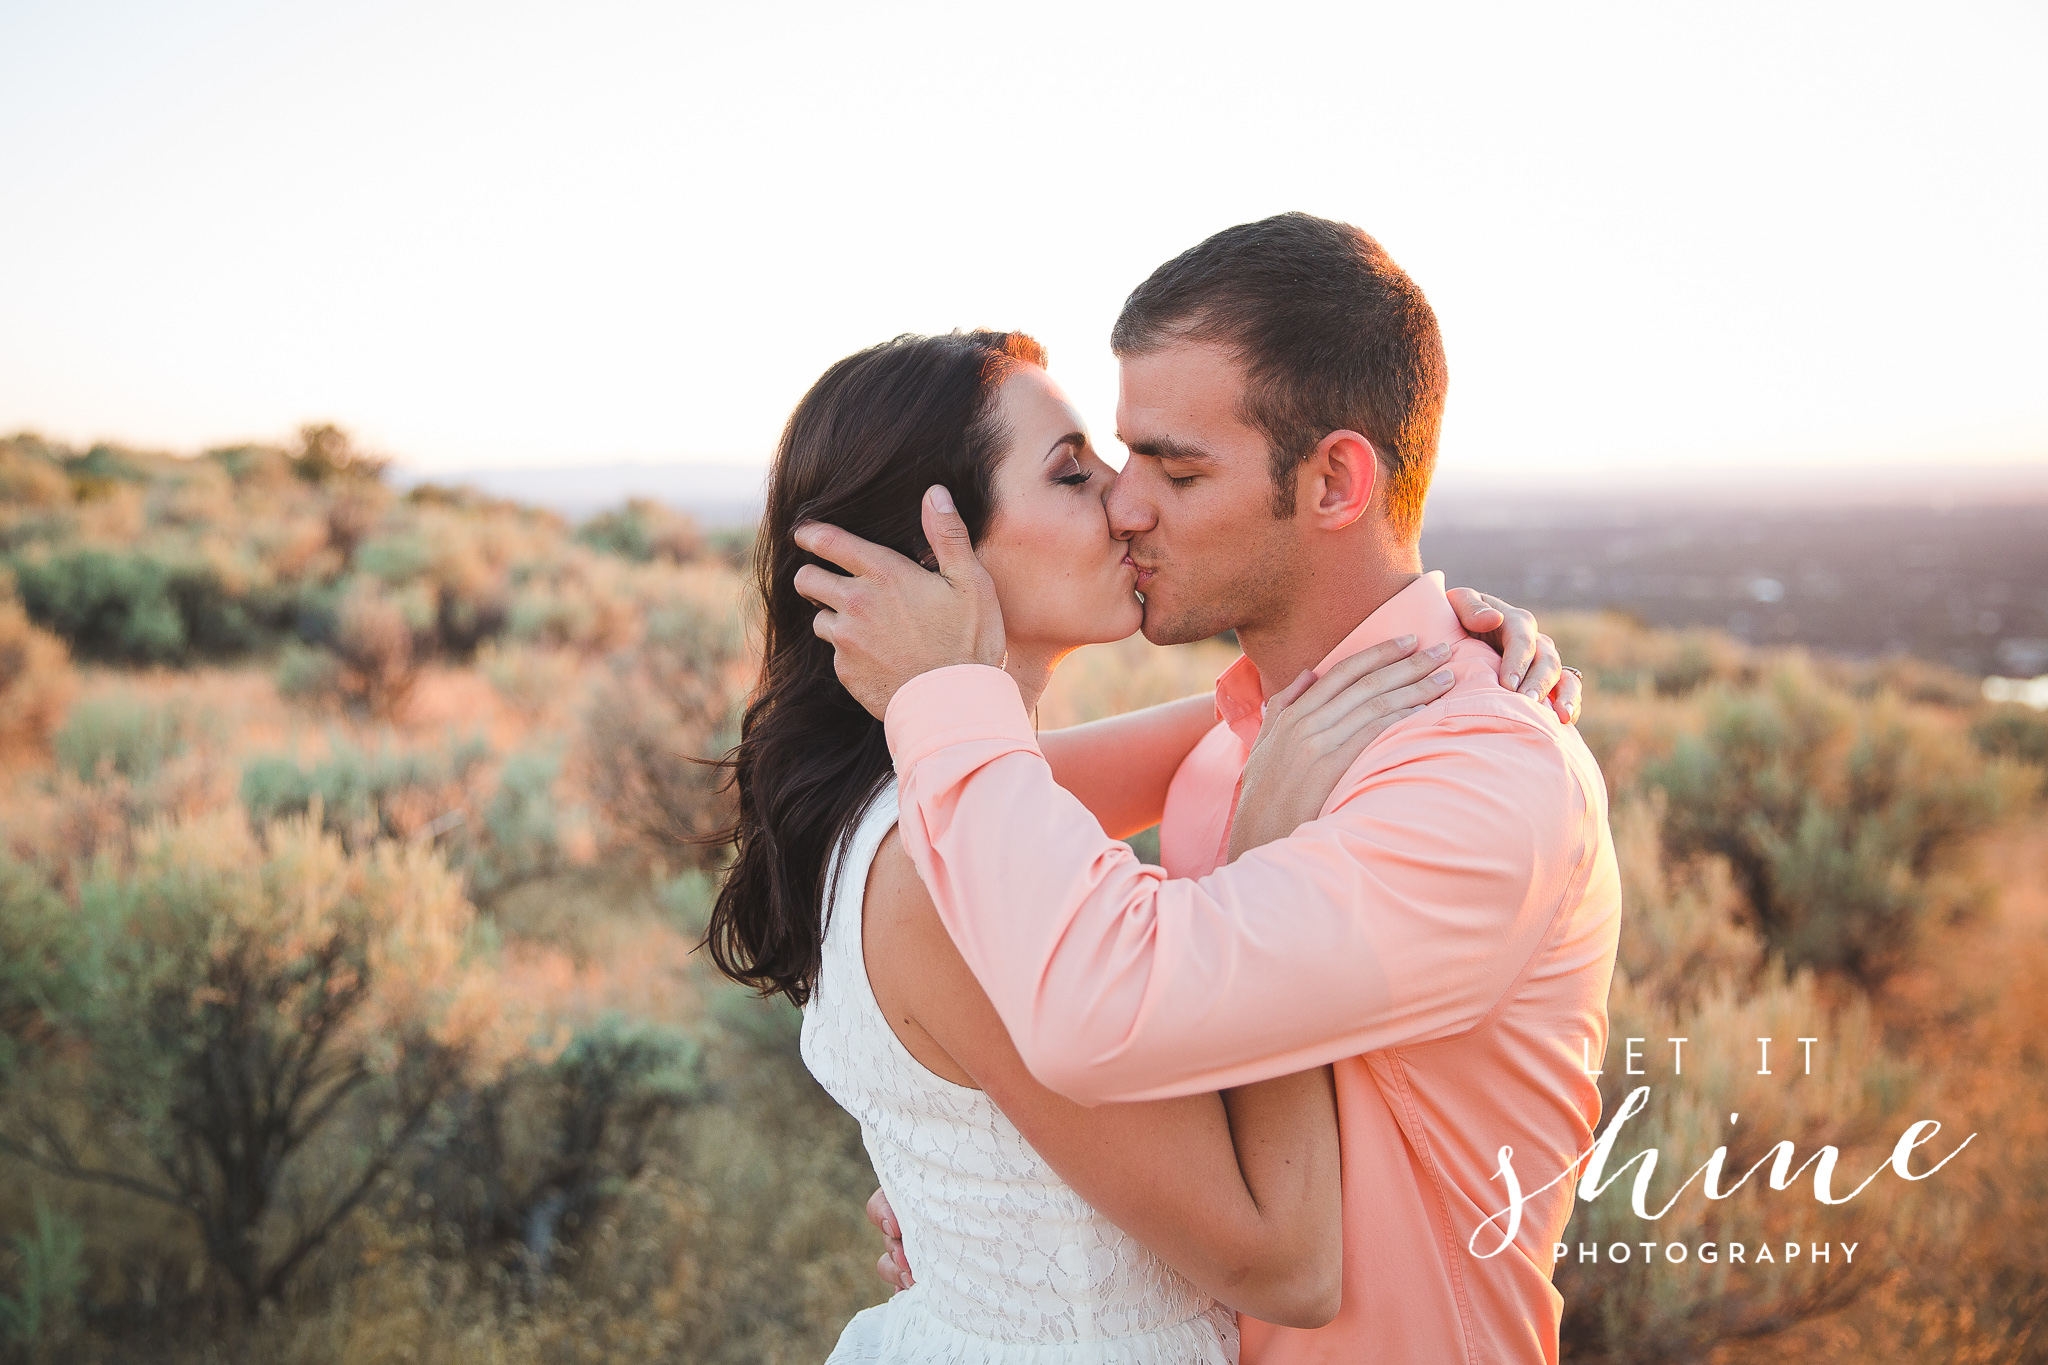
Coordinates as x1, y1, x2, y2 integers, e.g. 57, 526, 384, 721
1214, 571, 1467, 748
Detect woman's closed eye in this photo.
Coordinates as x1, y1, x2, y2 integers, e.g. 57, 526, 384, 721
1047, 433, 1093, 488
1050, 447, 1092, 487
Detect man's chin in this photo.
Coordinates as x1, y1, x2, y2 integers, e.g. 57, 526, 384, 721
1138, 599, 1221, 648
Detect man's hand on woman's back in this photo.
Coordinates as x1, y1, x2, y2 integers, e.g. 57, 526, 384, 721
867, 1187, 914, 1292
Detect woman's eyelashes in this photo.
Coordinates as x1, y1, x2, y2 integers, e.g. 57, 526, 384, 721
1048, 434, 1095, 488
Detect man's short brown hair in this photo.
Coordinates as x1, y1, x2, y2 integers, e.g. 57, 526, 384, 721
1111, 212, 1447, 537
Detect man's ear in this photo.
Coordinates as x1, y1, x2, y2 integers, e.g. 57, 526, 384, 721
1304, 430, 1377, 530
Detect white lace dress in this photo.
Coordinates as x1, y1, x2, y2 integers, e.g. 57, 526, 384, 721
801, 782, 1240, 1364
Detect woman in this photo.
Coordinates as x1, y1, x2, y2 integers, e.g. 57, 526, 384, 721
707, 331, 1573, 1363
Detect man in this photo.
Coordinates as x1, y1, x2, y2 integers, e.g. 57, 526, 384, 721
794, 212, 1621, 1363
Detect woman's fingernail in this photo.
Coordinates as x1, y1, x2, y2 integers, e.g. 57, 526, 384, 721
1426, 641, 1450, 659
1432, 668, 1454, 685
1504, 672, 1522, 689
1396, 634, 1416, 649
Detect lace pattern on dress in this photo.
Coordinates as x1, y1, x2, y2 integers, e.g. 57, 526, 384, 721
800, 782, 1238, 1364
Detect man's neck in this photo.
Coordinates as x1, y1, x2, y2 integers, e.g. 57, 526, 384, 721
1236, 554, 1424, 702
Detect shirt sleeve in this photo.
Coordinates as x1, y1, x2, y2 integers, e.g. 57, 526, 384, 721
884, 663, 1594, 1105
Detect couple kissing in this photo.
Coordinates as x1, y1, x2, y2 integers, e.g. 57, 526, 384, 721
707, 212, 1619, 1365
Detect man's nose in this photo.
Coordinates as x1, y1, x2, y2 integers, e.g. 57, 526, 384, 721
1106, 463, 1155, 541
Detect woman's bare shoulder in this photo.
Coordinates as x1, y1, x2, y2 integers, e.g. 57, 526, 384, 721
860, 825, 980, 1089
863, 826, 942, 938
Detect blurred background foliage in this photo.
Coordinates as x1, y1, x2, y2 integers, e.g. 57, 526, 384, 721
1, 432, 2044, 1362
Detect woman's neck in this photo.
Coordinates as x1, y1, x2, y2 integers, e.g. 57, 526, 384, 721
1001, 641, 1069, 727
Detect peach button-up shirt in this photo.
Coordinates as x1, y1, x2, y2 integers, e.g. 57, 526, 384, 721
883, 572, 1622, 1364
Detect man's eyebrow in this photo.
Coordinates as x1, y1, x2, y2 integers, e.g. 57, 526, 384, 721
1115, 432, 1217, 463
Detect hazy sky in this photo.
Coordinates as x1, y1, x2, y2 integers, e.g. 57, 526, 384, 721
2, 0, 2043, 487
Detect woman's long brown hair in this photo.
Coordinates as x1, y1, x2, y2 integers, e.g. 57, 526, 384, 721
705, 330, 1045, 1006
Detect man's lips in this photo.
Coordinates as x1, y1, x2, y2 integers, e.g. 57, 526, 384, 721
1120, 553, 1156, 587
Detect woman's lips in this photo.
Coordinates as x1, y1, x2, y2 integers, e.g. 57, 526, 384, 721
1120, 553, 1155, 587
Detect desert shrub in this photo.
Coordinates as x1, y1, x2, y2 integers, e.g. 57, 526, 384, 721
353, 530, 436, 584
411, 1015, 704, 1279
0, 857, 87, 1079
199, 1044, 881, 1365
0, 584, 76, 760
0, 440, 74, 510
0, 443, 77, 557
205, 442, 296, 489
1545, 614, 1757, 699
402, 481, 533, 517
0, 768, 160, 901
404, 504, 554, 659
241, 733, 490, 851
143, 460, 237, 531
290, 424, 389, 487
1556, 796, 1922, 1363
0, 810, 479, 1316
51, 692, 219, 783
1648, 663, 2011, 982
275, 640, 346, 702
427, 579, 509, 660
0, 510, 76, 556
581, 594, 748, 863
1971, 705, 2048, 804
648, 1046, 884, 1363
656, 868, 720, 938
2, 431, 570, 679
1559, 970, 1912, 1362
322, 478, 395, 566
7, 547, 188, 663
299, 576, 437, 715
709, 982, 804, 1058
1037, 632, 1239, 727
706, 523, 758, 571
0, 1196, 86, 1350
1832, 652, 1986, 709
575, 499, 706, 565
461, 747, 575, 898
60, 444, 148, 492
5, 545, 283, 664
503, 558, 643, 654
477, 641, 581, 720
